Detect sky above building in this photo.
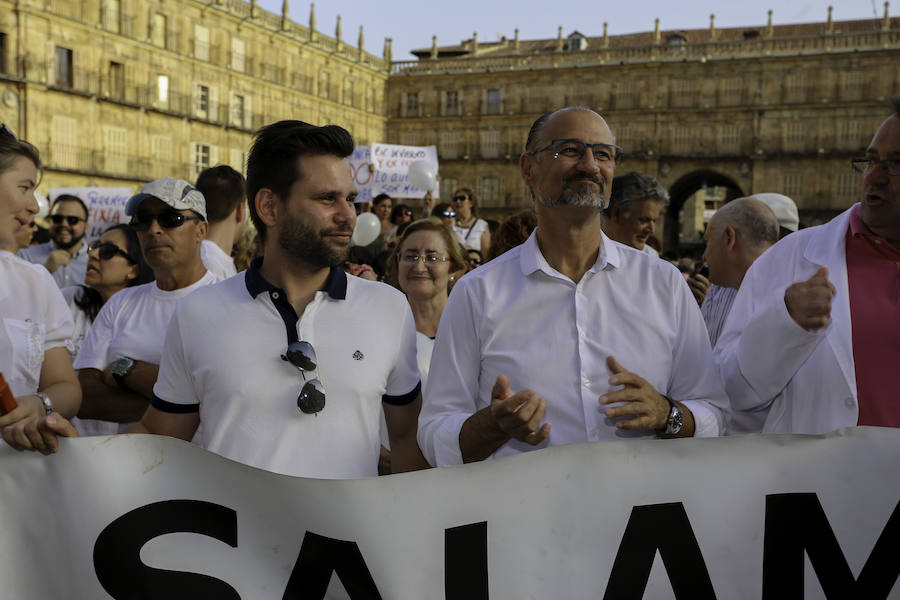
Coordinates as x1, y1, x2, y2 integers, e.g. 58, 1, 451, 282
256, 0, 891, 60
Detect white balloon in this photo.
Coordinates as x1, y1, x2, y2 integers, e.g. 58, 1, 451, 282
407, 160, 436, 191
352, 212, 381, 246
34, 192, 50, 219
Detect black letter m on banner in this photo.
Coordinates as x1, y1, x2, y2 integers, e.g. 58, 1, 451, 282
763, 493, 900, 599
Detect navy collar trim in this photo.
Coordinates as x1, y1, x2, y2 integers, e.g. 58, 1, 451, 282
244, 256, 348, 300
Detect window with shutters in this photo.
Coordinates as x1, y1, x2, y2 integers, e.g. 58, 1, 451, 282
485, 89, 501, 115
231, 94, 245, 127
192, 143, 211, 179
194, 25, 209, 61
195, 84, 210, 118
151, 14, 167, 48
839, 120, 863, 148
51, 115, 78, 169
481, 130, 501, 158
783, 173, 803, 198
446, 91, 459, 115
55, 46, 73, 88
720, 125, 742, 152
440, 178, 458, 200
404, 92, 419, 117
481, 176, 499, 206
440, 131, 459, 159
836, 173, 857, 200
231, 39, 245, 72
102, 0, 120, 33
786, 121, 805, 151
152, 134, 172, 177
671, 79, 695, 108
721, 78, 743, 105
109, 61, 124, 100
673, 126, 691, 153
103, 126, 127, 173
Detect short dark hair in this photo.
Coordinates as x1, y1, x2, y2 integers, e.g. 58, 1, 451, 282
51, 194, 89, 220
0, 124, 41, 175
196, 165, 246, 224
390, 203, 411, 225
246, 120, 354, 240
605, 171, 669, 217
431, 202, 452, 218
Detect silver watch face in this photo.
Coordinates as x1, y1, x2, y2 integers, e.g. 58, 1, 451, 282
666, 405, 684, 435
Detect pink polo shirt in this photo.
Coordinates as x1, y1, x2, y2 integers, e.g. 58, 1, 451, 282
845, 204, 900, 427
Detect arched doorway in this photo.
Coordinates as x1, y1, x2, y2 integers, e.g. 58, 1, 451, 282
664, 170, 744, 253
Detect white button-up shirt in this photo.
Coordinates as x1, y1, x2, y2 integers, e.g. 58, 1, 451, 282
418, 231, 728, 466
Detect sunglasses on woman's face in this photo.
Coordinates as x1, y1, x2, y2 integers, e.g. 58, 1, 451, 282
281, 341, 326, 415
442, 211, 456, 218
88, 240, 136, 263
130, 211, 201, 232
50, 214, 86, 226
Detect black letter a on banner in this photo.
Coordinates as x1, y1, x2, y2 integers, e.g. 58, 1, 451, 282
445, 521, 489, 599
603, 502, 716, 600
282, 532, 382, 599
94, 499, 240, 599
763, 494, 900, 599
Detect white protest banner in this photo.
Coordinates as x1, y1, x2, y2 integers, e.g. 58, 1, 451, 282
50, 187, 133, 242
0, 427, 898, 599
370, 142, 439, 199
348, 146, 374, 204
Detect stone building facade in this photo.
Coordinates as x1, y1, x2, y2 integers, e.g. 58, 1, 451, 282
388, 7, 899, 248
0, 0, 388, 191
1, 1, 897, 249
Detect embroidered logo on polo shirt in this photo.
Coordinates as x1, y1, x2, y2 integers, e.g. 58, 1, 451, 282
353, 350, 364, 361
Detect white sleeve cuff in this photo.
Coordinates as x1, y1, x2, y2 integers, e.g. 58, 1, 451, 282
426, 413, 470, 467
681, 400, 720, 437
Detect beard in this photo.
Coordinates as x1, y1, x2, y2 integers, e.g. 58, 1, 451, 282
53, 230, 85, 251
538, 171, 608, 209
277, 211, 351, 269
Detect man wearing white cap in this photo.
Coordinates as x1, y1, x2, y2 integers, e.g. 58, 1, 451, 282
716, 99, 900, 434
750, 192, 800, 239
72, 177, 221, 434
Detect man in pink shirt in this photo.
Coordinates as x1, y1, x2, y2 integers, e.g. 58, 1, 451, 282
715, 99, 900, 434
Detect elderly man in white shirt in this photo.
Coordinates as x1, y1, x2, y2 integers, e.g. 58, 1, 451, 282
418, 107, 729, 466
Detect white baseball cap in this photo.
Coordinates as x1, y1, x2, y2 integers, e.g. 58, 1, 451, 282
125, 177, 207, 220
750, 193, 799, 232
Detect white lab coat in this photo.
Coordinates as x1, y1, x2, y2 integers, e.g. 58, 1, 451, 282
714, 205, 860, 434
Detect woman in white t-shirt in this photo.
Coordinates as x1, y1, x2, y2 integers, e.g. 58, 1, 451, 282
0, 124, 81, 450
451, 187, 491, 253
62, 224, 155, 360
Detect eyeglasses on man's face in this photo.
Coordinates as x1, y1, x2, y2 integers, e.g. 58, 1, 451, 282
851, 157, 900, 176
281, 341, 326, 415
532, 139, 624, 165
88, 240, 136, 264
50, 214, 86, 226
130, 210, 202, 232
401, 253, 449, 264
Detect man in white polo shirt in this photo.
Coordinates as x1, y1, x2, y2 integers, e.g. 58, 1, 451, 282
418, 107, 729, 466
30, 122, 428, 479
72, 178, 220, 435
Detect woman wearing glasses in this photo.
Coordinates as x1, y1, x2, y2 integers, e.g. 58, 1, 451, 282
387, 218, 467, 386
0, 125, 81, 450
61, 224, 154, 360
451, 187, 491, 254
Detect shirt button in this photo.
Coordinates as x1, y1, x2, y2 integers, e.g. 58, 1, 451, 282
579, 330, 586, 339
272, 292, 280, 299
590, 429, 598, 438
845, 398, 855, 409
583, 378, 590, 387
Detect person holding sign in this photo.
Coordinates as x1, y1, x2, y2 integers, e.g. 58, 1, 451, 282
417, 107, 728, 466
451, 187, 490, 254
0, 125, 81, 451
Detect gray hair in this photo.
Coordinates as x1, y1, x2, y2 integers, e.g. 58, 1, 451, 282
605, 171, 668, 217
711, 197, 779, 249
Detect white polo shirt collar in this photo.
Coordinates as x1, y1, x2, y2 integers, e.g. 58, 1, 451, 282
518, 228, 621, 282
244, 256, 347, 344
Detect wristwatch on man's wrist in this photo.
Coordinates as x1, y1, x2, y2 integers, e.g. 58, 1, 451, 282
111, 357, 136, 390
35, 392, 53, 416
659, 397, 684, 436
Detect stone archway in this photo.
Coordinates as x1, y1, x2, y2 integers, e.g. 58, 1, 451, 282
664, 170, 744, 252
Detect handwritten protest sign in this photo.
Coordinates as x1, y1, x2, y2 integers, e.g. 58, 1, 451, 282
370, 143, 439, 199
348, 146, 373, 204
50, 187, 133, 243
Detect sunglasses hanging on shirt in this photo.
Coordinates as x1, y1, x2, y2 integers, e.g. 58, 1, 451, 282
281, 341, 326, 415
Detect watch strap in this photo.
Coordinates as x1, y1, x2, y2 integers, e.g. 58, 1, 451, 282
35, 392, 53, 416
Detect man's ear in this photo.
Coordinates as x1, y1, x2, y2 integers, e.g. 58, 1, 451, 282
255, 189, 278, 229
724, 225, 737, 251
520, 152, 536, 189
234, 201, 246, 226
196, 219, 208, 241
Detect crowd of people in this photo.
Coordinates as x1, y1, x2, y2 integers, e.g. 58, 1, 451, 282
0, 97, 897, 481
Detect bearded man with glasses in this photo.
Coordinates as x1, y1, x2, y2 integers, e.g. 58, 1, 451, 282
716, 98, 900, 435
418, 106, 729, 467
68, 177, 220, 432
17, 194, 90, 288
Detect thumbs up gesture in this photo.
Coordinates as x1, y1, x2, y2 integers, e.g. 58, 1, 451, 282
784, 267, 836, 331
